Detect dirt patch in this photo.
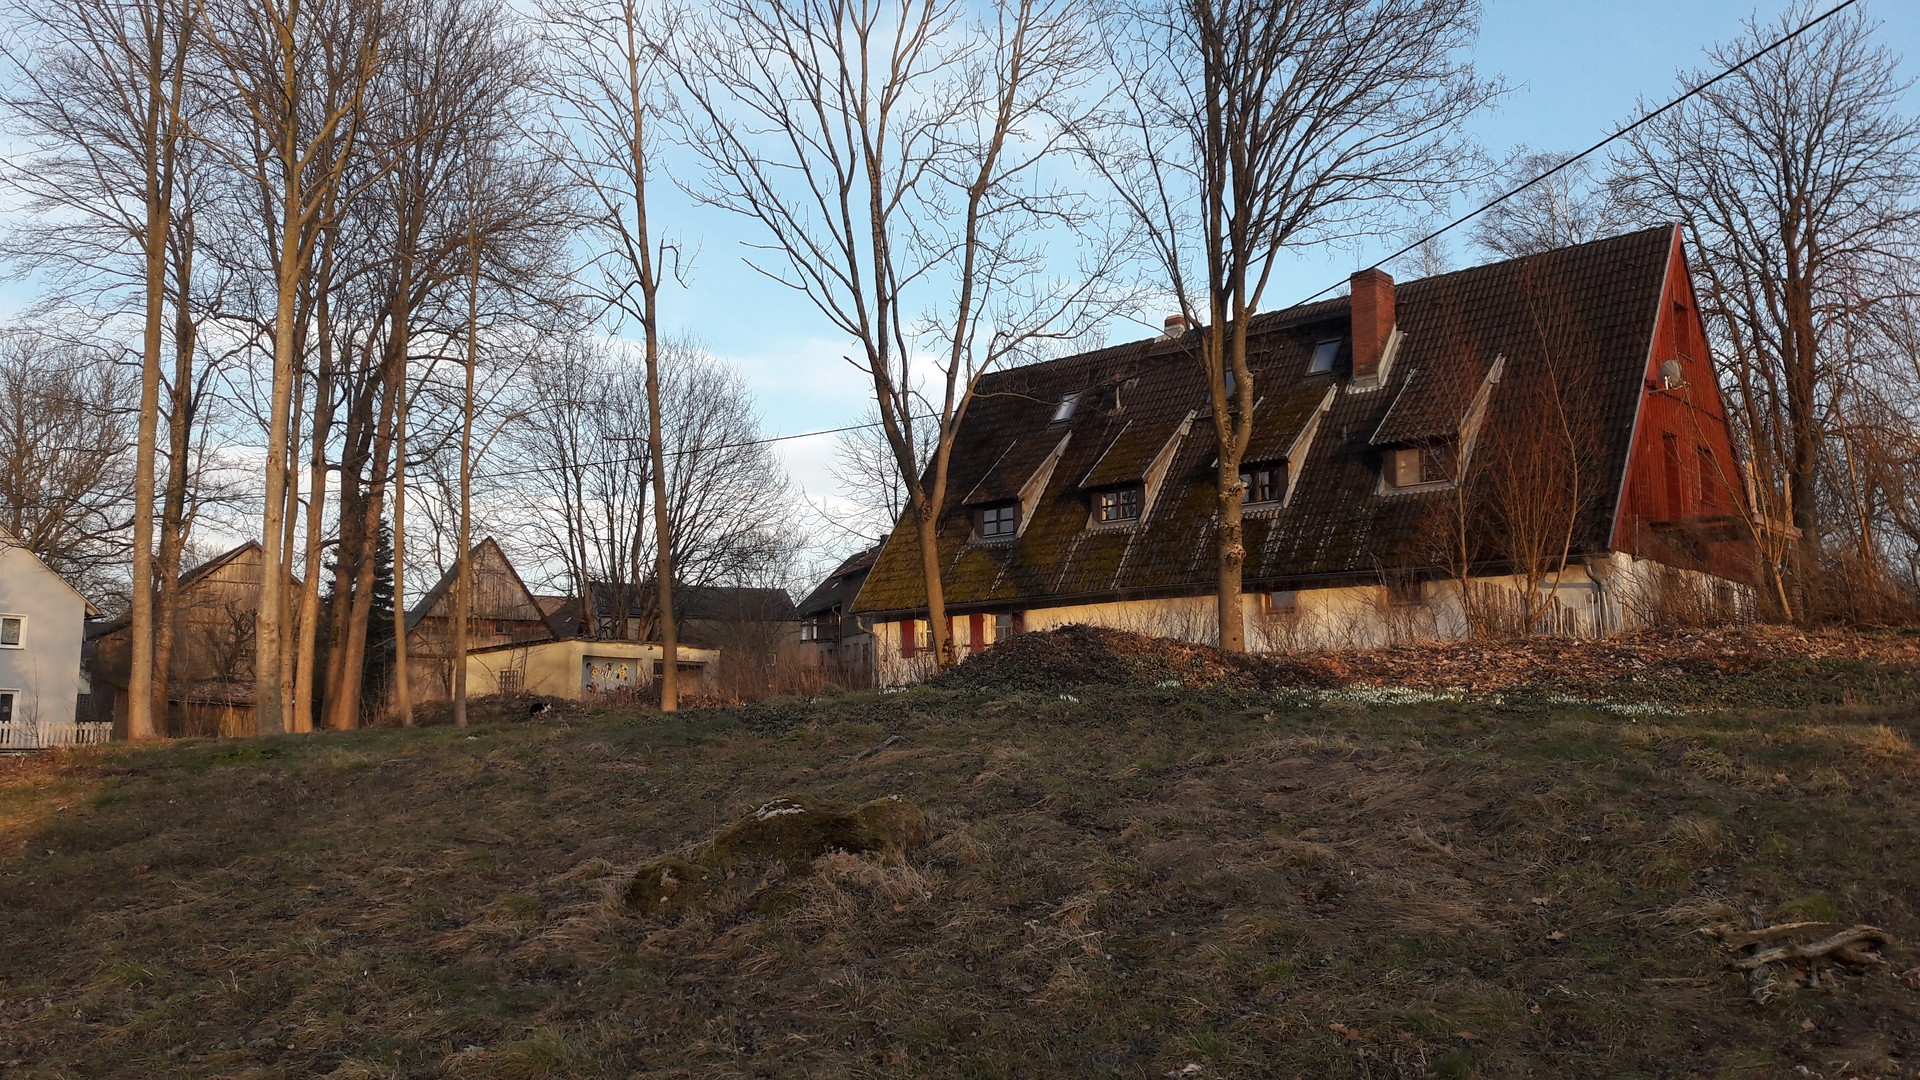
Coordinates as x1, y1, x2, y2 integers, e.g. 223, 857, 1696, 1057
931, 623, 1342, 693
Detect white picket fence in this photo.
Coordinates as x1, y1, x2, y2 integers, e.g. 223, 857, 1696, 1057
0, 721, 114, 750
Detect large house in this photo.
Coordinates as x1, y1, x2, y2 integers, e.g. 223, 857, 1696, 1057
0, 529, 100, 748
851, 226, 1759, 681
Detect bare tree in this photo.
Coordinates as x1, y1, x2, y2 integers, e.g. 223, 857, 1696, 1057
539, 0, 689, 706
500, 335, 646, 641
1, 0, 202, 738
498, 339, 800, 647
1091, 0, 1498, 651
1611, 1, 1920, 617
824, 406, 937, 545
201, 0, 390, 734
679, 0, 1119, 669
1471, 147, 1632, 260
0, 332, 135, 601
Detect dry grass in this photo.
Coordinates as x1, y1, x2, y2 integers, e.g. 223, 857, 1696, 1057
1, 675, 1919, 1078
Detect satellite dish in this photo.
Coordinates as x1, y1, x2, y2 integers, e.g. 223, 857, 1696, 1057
1660, 359, 1686, 390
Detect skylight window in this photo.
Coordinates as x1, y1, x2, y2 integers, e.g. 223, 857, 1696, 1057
1051, 391, 1082, 423
1307, 338, 1341, 375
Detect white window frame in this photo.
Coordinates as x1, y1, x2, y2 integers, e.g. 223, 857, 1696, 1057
0, 614, 24, 649
1093, 486, 1141, 524
0, 689, 16, 724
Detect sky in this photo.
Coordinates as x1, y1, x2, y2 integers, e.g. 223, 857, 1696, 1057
651, 0, 1920, 552
3, 0, 1916, 581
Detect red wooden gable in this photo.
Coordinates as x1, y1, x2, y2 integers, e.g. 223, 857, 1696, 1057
1610, 229, 1757, 583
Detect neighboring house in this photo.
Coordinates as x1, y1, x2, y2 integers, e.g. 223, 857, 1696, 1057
0, 529, 100, 749
401, 538, 563, 705
400, 539, 722, 703
91, 541, 297, 738
852, 226, 1761, 682
796, 546, 880, 687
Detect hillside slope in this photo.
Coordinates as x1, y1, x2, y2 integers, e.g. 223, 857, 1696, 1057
2, 633, 1918, 1078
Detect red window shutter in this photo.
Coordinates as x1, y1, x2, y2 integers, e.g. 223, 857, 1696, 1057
900, 618, 916, 658
968, 613, 984, 652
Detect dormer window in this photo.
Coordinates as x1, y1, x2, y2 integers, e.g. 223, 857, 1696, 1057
1385, 443, 1456, 488
1093, 486, 1140, 523
1051, 391, 1082, 424
1240, 462, 1286, 504
977, 503, 1019, 538
1307, 338, 1341, 375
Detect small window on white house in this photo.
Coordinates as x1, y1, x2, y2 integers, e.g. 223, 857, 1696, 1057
978, 503, 1019, 538
0, 690, 13, 723
1051, 391, 1083, 424
0, 616, 22, 648
1308, 338, 1341, 375
994, 612, 1015, 640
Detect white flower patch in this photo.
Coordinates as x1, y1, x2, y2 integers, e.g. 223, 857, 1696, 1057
1539, 692, 1685, 716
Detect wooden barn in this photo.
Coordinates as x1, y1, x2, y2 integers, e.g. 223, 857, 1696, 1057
90, 541, 300, 738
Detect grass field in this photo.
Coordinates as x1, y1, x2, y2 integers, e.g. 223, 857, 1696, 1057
2, 651, 1918, 1078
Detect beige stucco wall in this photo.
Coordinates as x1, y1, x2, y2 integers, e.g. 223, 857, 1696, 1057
464, 639, 720, 699
866, 556, 1754, 685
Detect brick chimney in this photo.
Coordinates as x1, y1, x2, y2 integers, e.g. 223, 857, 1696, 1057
1161, 314, 1191, 339
1350, 268, 1395, 383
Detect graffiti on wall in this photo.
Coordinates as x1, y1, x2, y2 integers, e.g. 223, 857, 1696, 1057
582, 656, 645, 693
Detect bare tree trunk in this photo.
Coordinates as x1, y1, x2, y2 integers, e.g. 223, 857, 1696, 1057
393, 368, 412, 725
255, 218, 301, 735
292, 247, 338, 735
279, 365, 305, 723
128, 203, 164, 741
643, 311, 676, 709
326, 349, 400, 730
150, 226, 198, 732
453, 221, 477, 728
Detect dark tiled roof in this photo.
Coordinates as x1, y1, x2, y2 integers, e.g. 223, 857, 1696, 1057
1370, 354, 1498, 446
797, 546, 880, 618
853, 226, 1676, 615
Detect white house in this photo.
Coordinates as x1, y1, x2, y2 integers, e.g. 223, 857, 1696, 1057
0, 529, 102, 749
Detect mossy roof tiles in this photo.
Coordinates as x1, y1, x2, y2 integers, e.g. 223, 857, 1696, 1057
853, 226, 1675, 616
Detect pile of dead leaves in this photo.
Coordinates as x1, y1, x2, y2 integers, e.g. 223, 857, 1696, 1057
1317, 625, 1920, 695
931, 623, 1919, 702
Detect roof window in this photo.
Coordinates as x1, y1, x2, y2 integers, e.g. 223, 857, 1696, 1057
1307, 338, 1341, 375
1093, 486, 1141, 523
977, 503, 1019, 539
1051, 391, 1082, 424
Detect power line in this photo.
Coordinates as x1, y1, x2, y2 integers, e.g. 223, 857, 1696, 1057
1289, 0, 1864, 308
472, 414, 928, 486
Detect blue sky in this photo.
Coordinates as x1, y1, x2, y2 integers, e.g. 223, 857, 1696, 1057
660, 0, 1920, 519
4, 0, 1914, 563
